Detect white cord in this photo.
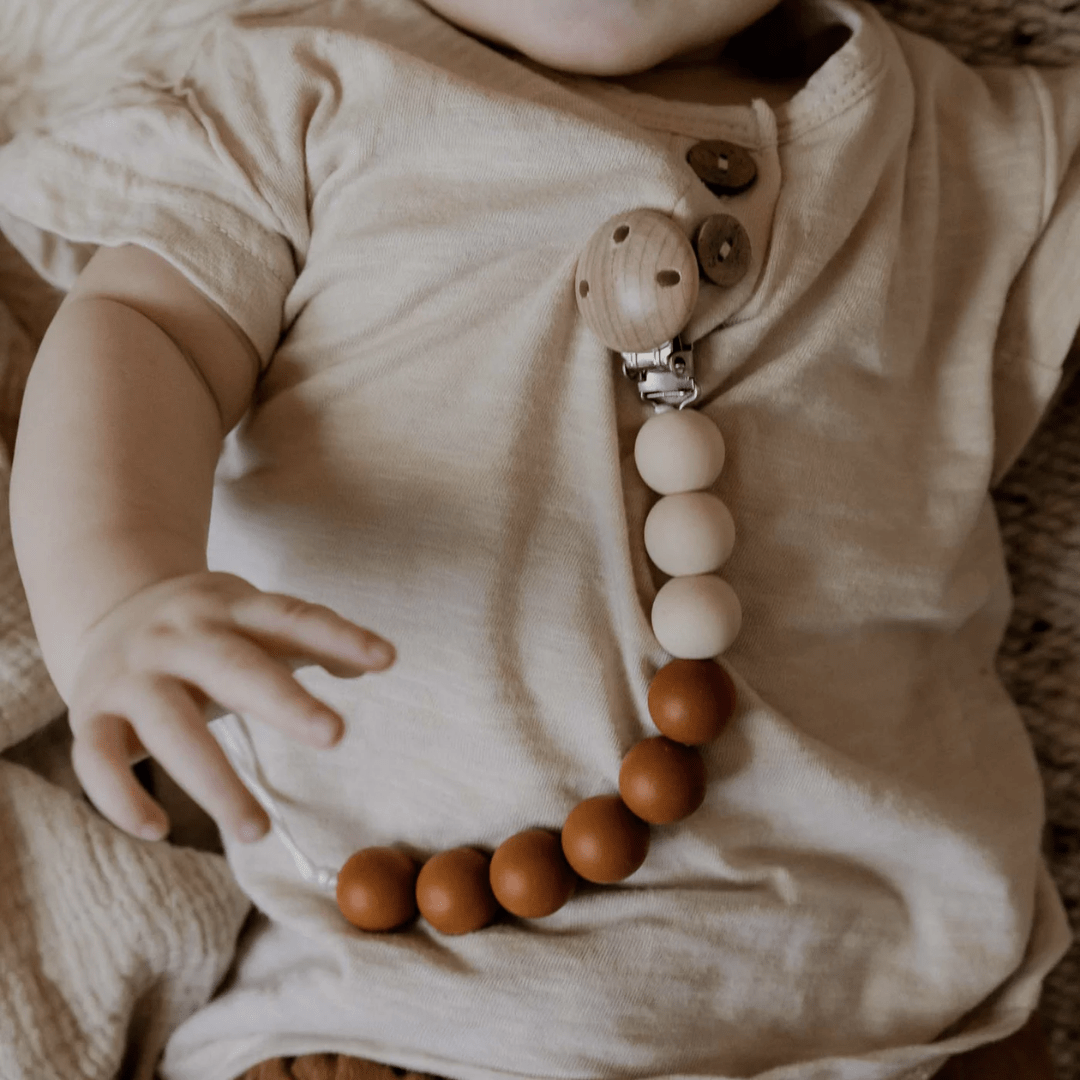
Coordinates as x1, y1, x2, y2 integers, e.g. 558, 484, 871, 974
209, 709, 339, 894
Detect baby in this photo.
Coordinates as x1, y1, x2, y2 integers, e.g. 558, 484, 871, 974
1, 0, 1078, 1077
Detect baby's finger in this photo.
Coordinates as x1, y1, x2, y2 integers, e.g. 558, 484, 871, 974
122, 723, 150, 764
127, 678, 271, 843
141, 629, 348, 747
71, 713, 170, 841
228, 591, 395, 676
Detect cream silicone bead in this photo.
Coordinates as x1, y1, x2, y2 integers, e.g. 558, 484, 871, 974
644, 492, 735, 577
634, 410, 726, 495
651, 575, 742, 658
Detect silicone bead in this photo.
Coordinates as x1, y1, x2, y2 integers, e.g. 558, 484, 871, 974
415, 847, 500, 935
648, 659, 737, 745
561, 795, 650, 883
489, 829, 577, 918
336, 847, 419, 932
651, 575, 742, 658
618, 737, 707, 824
644, 492, 735, 577
634, 410, 725, 495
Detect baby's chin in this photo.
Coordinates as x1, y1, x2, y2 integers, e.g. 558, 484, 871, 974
512, 35, 732, 79
420, 0, 777, 77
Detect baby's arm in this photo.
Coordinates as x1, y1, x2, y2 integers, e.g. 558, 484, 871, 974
9, 246, 395, 844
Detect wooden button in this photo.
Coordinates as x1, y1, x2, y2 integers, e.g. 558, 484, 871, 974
695, 214, 752, 289
686, 140, 757, 196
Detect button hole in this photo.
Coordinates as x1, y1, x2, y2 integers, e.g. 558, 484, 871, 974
612, 225, 630, 243
656, 270, 681, 288
578, 280, 590, 298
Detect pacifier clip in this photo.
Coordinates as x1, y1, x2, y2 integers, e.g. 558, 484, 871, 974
222, 210, 743, 935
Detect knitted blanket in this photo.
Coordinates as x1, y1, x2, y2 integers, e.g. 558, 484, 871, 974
0, 1, 1077, 1077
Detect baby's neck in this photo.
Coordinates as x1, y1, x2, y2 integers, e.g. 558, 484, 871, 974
607, 52, 807, 109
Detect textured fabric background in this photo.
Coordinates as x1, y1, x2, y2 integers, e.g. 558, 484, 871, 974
871, 0, 1080, 66
863, 2, 1080, 1076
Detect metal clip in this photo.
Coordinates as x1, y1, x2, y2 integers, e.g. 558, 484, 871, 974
620, 335, 699, 410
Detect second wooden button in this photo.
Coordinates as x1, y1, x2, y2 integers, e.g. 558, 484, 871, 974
695, 214, 752, 289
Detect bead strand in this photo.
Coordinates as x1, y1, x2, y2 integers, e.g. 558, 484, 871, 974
335, 209, 739, 935
637, 410, 741, 658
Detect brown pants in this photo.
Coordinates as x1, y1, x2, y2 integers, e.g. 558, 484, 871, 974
238, 1013, 1056, 1080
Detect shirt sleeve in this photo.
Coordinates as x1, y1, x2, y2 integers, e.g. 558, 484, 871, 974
990, 63, 1080, 481
0, 19, 314, 367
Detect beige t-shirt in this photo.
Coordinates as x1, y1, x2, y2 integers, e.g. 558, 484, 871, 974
1, 1, 1079, 1078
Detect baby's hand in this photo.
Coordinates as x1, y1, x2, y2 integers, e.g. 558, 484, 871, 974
65, 571, 395, 845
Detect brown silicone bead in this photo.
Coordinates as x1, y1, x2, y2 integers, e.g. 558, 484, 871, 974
619, 736, 707, 824
489, 829, 577, 918
415, 847, 500, 935
336, 846, 419, 931
686, 140, 758, 196
648, 658, 736, 745
695, 213, 752, 288
561, 795, 650, 883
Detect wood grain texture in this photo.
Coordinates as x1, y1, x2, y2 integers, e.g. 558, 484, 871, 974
575, 209, 699, 353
